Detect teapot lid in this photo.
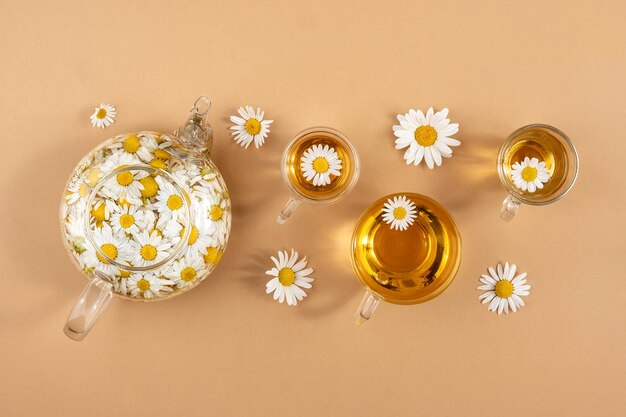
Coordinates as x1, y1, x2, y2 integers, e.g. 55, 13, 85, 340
84, 164, 194, 272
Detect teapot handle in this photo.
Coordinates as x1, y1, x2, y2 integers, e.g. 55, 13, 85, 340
355, 290, 381, 326
64, 272, 113, 341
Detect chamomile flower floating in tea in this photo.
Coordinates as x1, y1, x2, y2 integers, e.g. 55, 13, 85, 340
381, 195, 418, 231
300, 144, 343, 186
229, 106, 273, 149
393, 107, 460, 169
510, 157, 551, 193
265, 249, 314, 306
90, 103, 117, 129
477, 262, 530, 315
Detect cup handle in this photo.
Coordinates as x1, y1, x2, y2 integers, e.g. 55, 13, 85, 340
355, 291, 381, 326
277, 197, 302, 224
64, 272, 113, 341
500, 194, 521, 221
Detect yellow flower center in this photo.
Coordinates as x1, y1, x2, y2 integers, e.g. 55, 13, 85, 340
278, 267, 296, 286
139, 176, 159, 198
140, 244, 158, 261
414, 125, 438, 146
180, 226, 199, 245
116, 171, 134, 186
123, 135, 141, 153
137, 278, 151, 291
393, 207, 407, 220
312, 157, 329, 173
521, 166, 538, 182
204, 247, 221, 264
245, 118, 262, 135
119, 214, 135, 229
97, 243, 118, 263
180, 267, 197, 282
91, 204, 106, 221
495, 280, 514, 298
78, 183, 90, 198
96, 108, 107, 119
118, 269, 131, 278
167, 195, 183, 210
150, 159, 166, 170
210, 205, 223, 221
88, 168, 102, 186
153, 149, 170, 160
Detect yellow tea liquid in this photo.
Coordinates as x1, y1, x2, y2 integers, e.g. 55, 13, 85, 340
283, 129, 356, 201
351, 193, 461, 305
501, 127, 570, 202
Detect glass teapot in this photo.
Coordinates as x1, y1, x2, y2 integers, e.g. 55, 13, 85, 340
60, 97, 231, 341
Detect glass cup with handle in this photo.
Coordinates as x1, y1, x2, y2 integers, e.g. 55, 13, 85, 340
351, 192, 462, 325
277, 126, 360, 224
497, 124, 579, 221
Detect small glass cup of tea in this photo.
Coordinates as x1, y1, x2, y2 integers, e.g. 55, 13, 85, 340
497, 124, 579, 221
277, 126, 360, 224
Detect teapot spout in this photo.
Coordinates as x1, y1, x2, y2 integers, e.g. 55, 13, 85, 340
173, 96, 214, 156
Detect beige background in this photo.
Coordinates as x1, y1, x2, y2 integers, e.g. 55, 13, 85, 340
1, 1, 625, 416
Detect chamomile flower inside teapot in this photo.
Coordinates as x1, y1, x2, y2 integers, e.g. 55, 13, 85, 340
60, 97, 231, 341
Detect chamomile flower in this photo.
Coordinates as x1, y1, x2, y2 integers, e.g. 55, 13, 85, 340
180, 223, 213, 257
229, 106, 273, 149
153, 176, 188, 222
110, 204, 149, 237
382, 195, 418, 231
102, 167, 148, 206
191, 166, 223, 197
511, 157, 551, 193
170, 163, 200, 187
83, 224, 133, 276
65, 211, 88, 254
165, 255, 207, 289
300, 144, 343, 186
135, 135, 157, 161
65, 174, 90, 205
113, 269, 132, 295
202, 245, 223, 267
90, 103, 116, 129
89, 199, 112, 226
100, 150, 141, 174
393, 107, 460, 169
130, 230, 173, 267
204, 193, 228, 244
478, 262, 531, 315
127, 273, 173, 299
159, 217, 184, 242
265, 249, 314, 306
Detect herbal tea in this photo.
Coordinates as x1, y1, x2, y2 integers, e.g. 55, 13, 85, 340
500, 126, 570, 202
351, 193, 461, 305
283, 129, 356, 201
